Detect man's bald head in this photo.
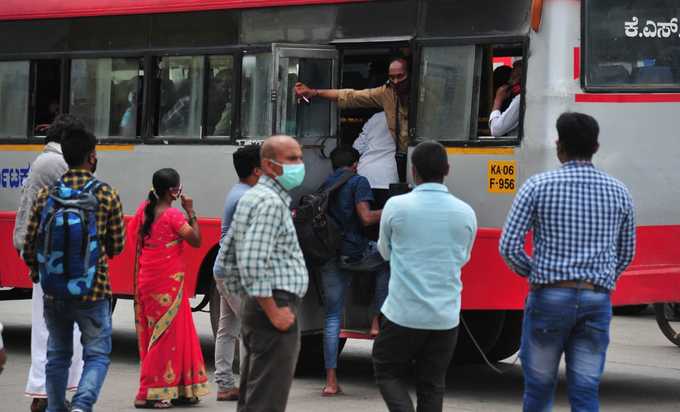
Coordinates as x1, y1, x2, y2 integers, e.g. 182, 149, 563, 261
260, 135, 304, 180
261, 135, 299, 161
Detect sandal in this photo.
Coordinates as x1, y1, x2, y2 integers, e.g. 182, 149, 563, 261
321, 386, 343, 397
134, 400, 173, 409
170, 396, 199, 406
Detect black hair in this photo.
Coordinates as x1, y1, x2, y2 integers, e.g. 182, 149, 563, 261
61, 128, 97, 168
556, 112, 600, 159
411, 141, 449, 183
233, 145, 261, 180
46, 114, 85, 144
493, 65, 513, 91
330, 146, 360, 170
140, 168, 181, 240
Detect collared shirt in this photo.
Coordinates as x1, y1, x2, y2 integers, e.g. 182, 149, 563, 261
214, 175, 308, 298
489, 94, 520, 137
13, 142, 68, 251
321, 168, 374, 259
352, 112, 399, 189
378, 183, 477, 330
337, 85, 409, 153
22, 169, 125, 301
499, 161, 636, 290
213, 182, 251, 279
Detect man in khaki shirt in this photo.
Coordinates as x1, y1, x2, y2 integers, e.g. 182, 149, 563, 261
295, 58, 410, 181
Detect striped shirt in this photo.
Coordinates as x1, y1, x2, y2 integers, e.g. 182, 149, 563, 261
499, 161, 635, 290
22, 169, 125, 301
214, 175, 308, 298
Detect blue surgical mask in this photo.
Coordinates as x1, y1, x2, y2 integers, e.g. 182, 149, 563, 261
270, 160, 305, 191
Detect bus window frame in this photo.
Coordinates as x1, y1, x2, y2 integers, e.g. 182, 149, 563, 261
410, 35, 528, 148
580, 0, 680, 93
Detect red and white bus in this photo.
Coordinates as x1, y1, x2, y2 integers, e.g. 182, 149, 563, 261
1, 0, 679, 365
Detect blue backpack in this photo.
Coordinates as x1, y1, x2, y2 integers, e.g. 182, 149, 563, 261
36, 178, 101, 298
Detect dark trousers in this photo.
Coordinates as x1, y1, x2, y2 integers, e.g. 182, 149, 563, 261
372, 318, 459, 412
238, 291, 300, 412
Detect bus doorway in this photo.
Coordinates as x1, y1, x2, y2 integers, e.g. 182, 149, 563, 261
336, 44, 410, 147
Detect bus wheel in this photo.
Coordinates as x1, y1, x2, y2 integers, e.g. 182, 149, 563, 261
654, 303, 680, 347
482, 310, 523, 362
452, 310, 505, 364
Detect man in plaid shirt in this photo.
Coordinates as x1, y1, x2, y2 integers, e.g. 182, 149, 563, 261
22, 128, 125, 412
214, 135, 308, 412
499, 112, 635, 412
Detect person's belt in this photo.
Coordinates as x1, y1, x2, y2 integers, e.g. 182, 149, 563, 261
530, 280, 610, 294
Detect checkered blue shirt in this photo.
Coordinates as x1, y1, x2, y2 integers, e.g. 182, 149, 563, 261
213, 175, 308, 298
499, 161, 635, 290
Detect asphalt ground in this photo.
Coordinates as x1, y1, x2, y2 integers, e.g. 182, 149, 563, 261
0, 300, 679, 412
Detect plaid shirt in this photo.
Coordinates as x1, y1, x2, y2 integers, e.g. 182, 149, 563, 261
499, 161, 636, 290
22, 169, 125, 301
214, 175, 308, 298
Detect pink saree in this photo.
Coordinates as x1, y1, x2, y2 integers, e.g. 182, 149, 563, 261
129, 202, 209, 402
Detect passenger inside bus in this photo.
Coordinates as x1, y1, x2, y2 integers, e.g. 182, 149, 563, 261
489, 59, 522, 137
33, 60, 61, 136
209, 68, 233, 136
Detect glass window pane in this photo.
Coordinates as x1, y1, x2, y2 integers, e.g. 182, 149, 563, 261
416, 46, 478, 141
240, 53, 273, 140
70, 58, 143, 138
0, 61, 29, 137
206, 55, 234, 137
421, 0, 531, 37
159, 56, 204, 138
278, 57, 333, 138
585, 0, 680, 89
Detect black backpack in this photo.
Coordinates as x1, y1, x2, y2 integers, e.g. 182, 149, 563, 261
293, 171, 355, 266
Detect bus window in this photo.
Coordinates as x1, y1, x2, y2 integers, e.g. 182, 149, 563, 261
415, 45, 480, 142
0, 61, 29, 138
584, 0, 680, 90
70, 58, 143, 139
477, 46, 523, 138
32, 60, 61, 136
240, 53, 273, 140
158, 56, 204, 138
206, 55, 234, 138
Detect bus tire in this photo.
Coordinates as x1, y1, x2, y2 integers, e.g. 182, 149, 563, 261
654, 303, 680, 347
482, 310, 523, 362
452, 310, 505, 364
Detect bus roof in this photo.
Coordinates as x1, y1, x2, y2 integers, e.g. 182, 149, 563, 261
0, 0, 365, 21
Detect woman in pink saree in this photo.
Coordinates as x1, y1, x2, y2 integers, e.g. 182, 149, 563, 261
129, 168, 208, 409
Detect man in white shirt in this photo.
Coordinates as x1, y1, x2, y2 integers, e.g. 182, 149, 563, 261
489, 60, 522, 137
352, 111, 399, 209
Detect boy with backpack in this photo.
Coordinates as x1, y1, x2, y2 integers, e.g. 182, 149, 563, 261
22, 128, 125, 412
317, 146, 388, 397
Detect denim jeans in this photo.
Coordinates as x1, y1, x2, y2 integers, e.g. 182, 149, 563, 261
321, 242, 389, 369
43, 297, 112, 412
521, 288, 612, 412
372, 318, 459, 412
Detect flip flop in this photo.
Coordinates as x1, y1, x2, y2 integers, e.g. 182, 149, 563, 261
170, 396, 199, 406
321, 386, 343, 397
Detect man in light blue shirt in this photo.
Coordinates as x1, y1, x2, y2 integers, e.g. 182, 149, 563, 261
374, 141, 477, 412
212, 144, 261, 401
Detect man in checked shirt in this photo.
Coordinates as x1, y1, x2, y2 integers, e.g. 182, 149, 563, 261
22, 128, 125, 412
499, 112, 635, 412
214, 135, 308, 412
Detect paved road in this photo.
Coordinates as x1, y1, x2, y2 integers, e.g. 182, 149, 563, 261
1, 300, 679, 412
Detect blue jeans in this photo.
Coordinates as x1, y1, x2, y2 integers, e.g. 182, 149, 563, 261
321, 243, 389, 369
521, 288, 612, 412
43, 297, 112, 412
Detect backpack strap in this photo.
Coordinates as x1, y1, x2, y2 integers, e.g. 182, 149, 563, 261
322, 171, 355, 194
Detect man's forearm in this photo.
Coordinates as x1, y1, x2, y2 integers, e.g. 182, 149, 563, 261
313, 89, 340, 101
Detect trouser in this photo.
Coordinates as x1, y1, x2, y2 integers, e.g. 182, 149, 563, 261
521, 288, 612, 412
214, 283, 242, 391
372, 317, 459, 412
321, 245, 390, 369
238, 291, 300, 412
26, 282, 83, 398
43, 297, 112, 412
